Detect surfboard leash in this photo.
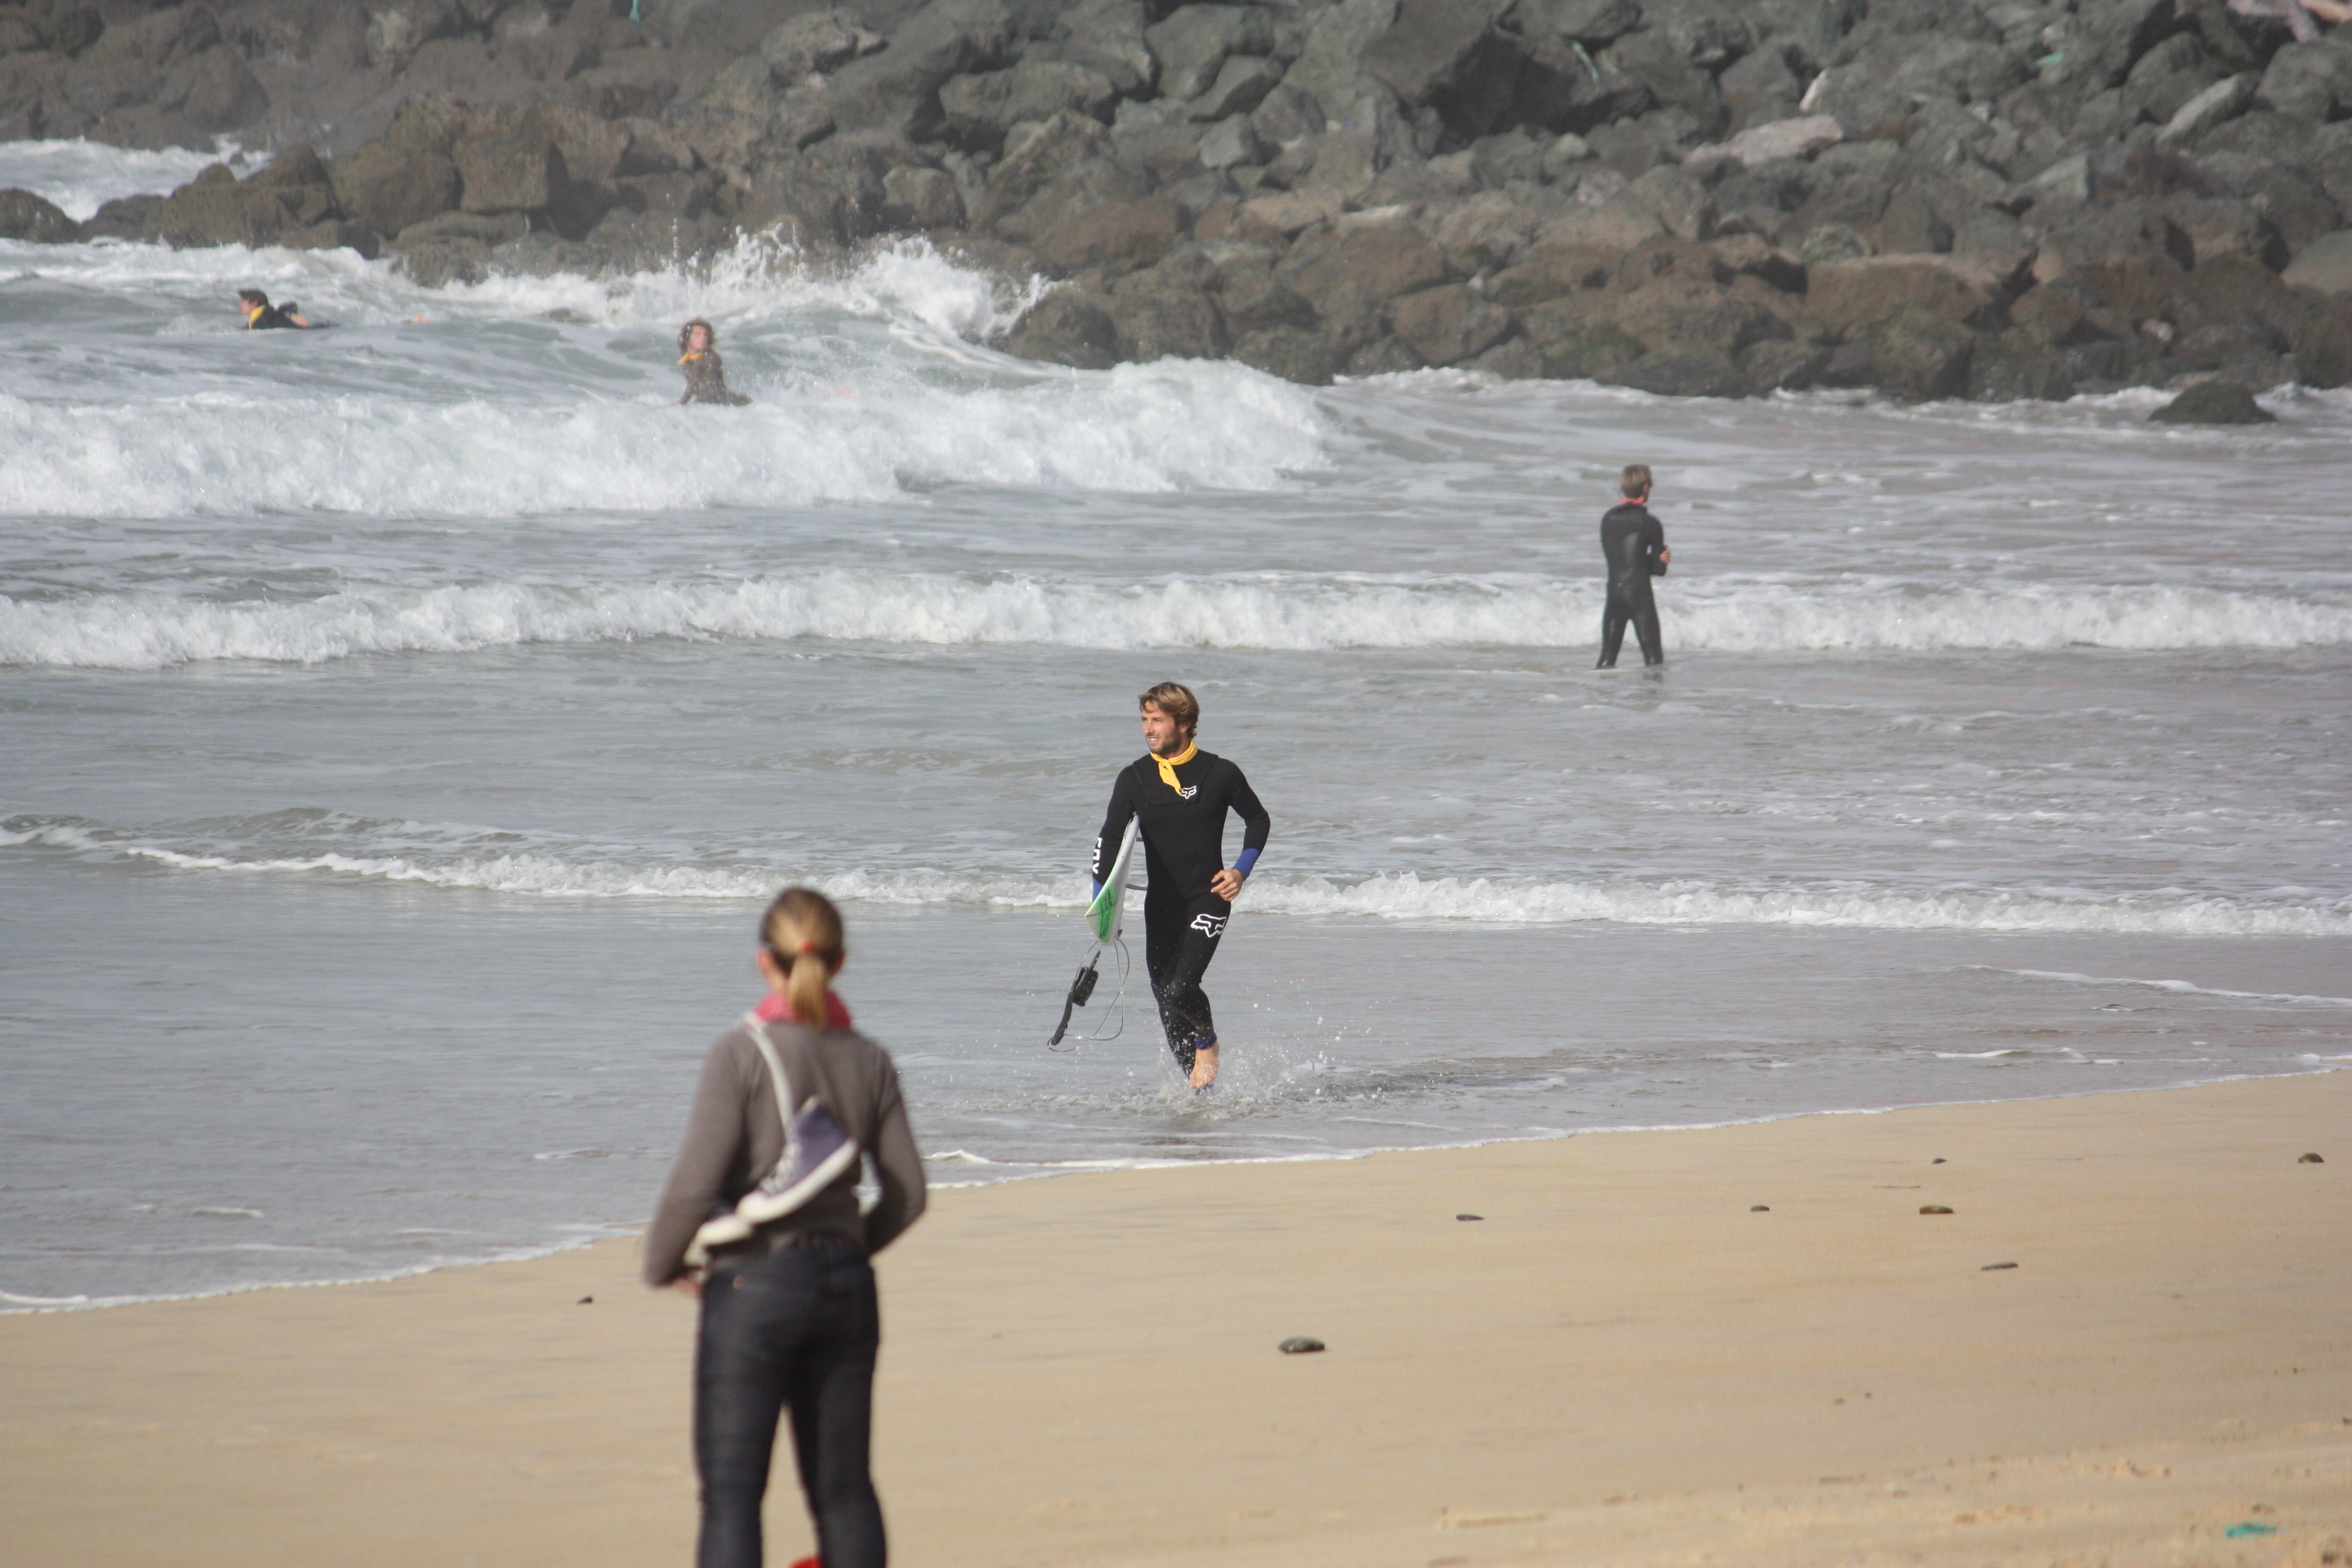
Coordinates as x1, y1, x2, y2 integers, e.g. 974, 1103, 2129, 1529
1047, 938, 1130, 1050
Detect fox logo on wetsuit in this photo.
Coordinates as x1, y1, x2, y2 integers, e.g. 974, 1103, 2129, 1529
1092, 684, 1270, 1088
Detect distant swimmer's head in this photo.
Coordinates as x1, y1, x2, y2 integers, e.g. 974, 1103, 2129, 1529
237, 288, 270, 323
1620, 463, 1652, 500
678, 318, 716, 358
759, 886, 846, 1028
1139, 680, 1199, 755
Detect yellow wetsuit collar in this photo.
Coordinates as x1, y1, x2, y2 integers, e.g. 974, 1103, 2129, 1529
1152, 740, 1197, 793
244, 303, 265, 326
679, 350, 704, 363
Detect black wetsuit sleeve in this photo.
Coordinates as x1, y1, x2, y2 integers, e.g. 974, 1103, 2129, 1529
1644, 510, 1668, 576
1092, 765, 1139, 885
1229, 765, 1270, 858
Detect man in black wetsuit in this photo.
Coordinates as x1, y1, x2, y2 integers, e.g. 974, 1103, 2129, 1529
236, 288, 313, 330
1597, 462, 1671, 668
1092, 682, 1270, 1090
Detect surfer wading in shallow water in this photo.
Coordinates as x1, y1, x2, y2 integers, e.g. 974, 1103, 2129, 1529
1597, 462, 1672, 668
677, 317, 752, 405
1092, 682, 1271, 1090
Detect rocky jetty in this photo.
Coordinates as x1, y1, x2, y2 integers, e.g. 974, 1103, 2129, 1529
5, 0, 2351, 398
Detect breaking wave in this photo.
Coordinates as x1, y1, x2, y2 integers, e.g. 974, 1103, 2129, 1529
4, 572, 2344, 668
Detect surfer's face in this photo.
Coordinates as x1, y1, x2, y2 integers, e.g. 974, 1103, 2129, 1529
688, 325, 711, 353
1140, 703, 1188, 756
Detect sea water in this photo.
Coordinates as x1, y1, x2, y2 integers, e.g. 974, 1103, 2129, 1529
3, 142, 2347, 1308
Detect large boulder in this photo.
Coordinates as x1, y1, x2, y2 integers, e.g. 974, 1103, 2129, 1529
823, 0, 1016, 137
1362, 0, 1517, 137
2282, 230, 2352, 296
1274, 216, 1449, 347
1037, 195, 1187, 274
1517, 292, 1648, 378
1863, 307, 1978, 399
1061, 0, 1158, 96
1804, 255, 2006, 340
2294, 298, 2352, 388
1146, 4, 1279, 104
1004, 289, 1120, 368
1390, 282, 1513, 365
331, 104, 464, 236
0, 187, 77, 243
940, 60, 1117, 151
456, 135, 567, 215
2255, 38, 2352, 123
2147, 378, 2274, 423
1110, 265, 1228, 360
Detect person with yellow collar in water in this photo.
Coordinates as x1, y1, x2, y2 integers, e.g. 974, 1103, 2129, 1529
677, 317, 751, 405
236, 288, 314, 330
1090, 682, 1271, 1090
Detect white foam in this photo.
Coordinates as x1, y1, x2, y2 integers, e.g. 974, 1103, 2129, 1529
1984, 968, 2352, 1008
9, 820, 2344, 936
6, 570, 2345, 669
0, 137, 254, 221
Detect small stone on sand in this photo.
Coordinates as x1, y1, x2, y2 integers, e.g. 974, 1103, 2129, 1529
1981, 1261, 2017, 1271
1920, 1204, 1953, 1215
576, 1295, 594, 1304
1456, 1213, 1483, 1221
1751, 1205, 1770, 1211
1279, 1336, 1325, 1355
2298, 1152, 2323, 1163
1932, 1157, 1946, 1164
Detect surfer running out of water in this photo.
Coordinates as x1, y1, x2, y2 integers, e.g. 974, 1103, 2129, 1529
644, 887, 927, 1568
1092, 682, 1270, 1090
678, 318, 752, 406
1597, 462, 1672, 668
236, 288, 312, 330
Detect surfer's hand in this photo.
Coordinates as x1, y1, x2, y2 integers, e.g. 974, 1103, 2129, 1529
1211, 868, 1244, 900
670, 1277, 703, 1299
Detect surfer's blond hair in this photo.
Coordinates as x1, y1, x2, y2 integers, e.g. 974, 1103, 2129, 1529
1620, 463, 1652, 498
761, 887, 844, 1028
1139, 681, 1199, 735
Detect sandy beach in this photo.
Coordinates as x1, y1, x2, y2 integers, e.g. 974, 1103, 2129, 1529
4, 1071, 2345, 1568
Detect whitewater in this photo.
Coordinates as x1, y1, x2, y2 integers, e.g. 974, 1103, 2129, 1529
3, 146, 2347, 1306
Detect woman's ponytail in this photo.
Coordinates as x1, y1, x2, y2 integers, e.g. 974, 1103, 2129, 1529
761, 886, 846, 1027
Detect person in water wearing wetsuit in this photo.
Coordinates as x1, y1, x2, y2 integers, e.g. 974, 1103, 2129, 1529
236, 288, 313, 330
677, 318, 752, 406
1597, 462, 1672, 668
1092, 682, 1270, 1090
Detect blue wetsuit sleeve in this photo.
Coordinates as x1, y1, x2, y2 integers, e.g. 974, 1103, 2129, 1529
1228, 764, 1270, 868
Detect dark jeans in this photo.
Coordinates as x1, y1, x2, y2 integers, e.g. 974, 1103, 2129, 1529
695, 1240, 884, 1568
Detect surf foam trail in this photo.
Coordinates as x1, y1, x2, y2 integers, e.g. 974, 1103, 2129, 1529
6, 574, 2345, 669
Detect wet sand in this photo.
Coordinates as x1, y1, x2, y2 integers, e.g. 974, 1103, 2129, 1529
3, 1071, 2345, 1567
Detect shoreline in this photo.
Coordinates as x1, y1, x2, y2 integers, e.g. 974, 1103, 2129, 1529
4, 1070, 2344, 1567
8, 1063, 2342, 1316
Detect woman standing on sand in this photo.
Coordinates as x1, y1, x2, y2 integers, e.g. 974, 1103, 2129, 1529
645, 887, 927, 1568
677, 317, 752, 405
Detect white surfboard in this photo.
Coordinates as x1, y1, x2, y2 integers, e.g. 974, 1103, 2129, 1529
1087, 818, 1140, 944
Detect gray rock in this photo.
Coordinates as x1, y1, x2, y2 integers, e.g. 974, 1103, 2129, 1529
1275, 217, 1450, 346
1234, 323, 1349, 382
1197, 112, 1269, 170
1283, 0, 1403, 130
2147, 377, 2274, 422
2293, 300, 2352, 388
1277, 1335, 1326, 1354
395, 235, 492, 289
2256, 37, 2352, 123
1391, 282, 1514, 364
1626, 164, 1712, 240
1806, 255, 2004, 340
1037, 194, 1186, 273
1742, 337, 1830, 391
1363, 0, 1514, 111
1519, 295, 1648, 378
77, 194, 160, 241
1616, 343, 1748, 396
941, 60, 1118, 149
2300, 1152, 2326, 1163
824, 0, 1017, 138
761, 10, 883, 82
973, 108, 1116, 230
456, 134, 567, 215
1147, 5, 1279, 105
1004, 289, 1120, 368
396, 209, 531, 248
1967, 328, 2078, 400
1605, 26, 1724, 137
1504, 0, 1643, 46
1111, 266, 1227, 360
1190, 53, 1283, 121
1062, 0, 1158, 96
0, 187, 77, 243
2282, 230, 2352, 296
1251, 80, 1326, 147
882, 165, 967, 228
1683, 114, 1841, 179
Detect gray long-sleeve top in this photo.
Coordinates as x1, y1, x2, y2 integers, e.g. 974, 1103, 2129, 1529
643, 1016, 927, 1286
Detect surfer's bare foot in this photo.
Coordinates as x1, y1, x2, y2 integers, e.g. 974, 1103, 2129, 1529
1189, 1044, 1219, 1090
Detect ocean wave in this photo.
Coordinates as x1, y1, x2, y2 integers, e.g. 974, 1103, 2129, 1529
4, 571, 2344, 669
0, 137, 252, 221
8, 818, 2344, 935
1981, 968, 2352, 1008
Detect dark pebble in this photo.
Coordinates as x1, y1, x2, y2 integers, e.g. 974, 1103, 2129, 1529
1920, 1204, 1954, 1215
1456, 1213, 1484, 1221
577, 1295, 594, 1304
1278, 1336, 1325, 1354
1981, 1262, 2017, 1271
1932, 1157, 1946, 1164
2299, 1152, 2324, 1163
1750, 1205, 1770, 1211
